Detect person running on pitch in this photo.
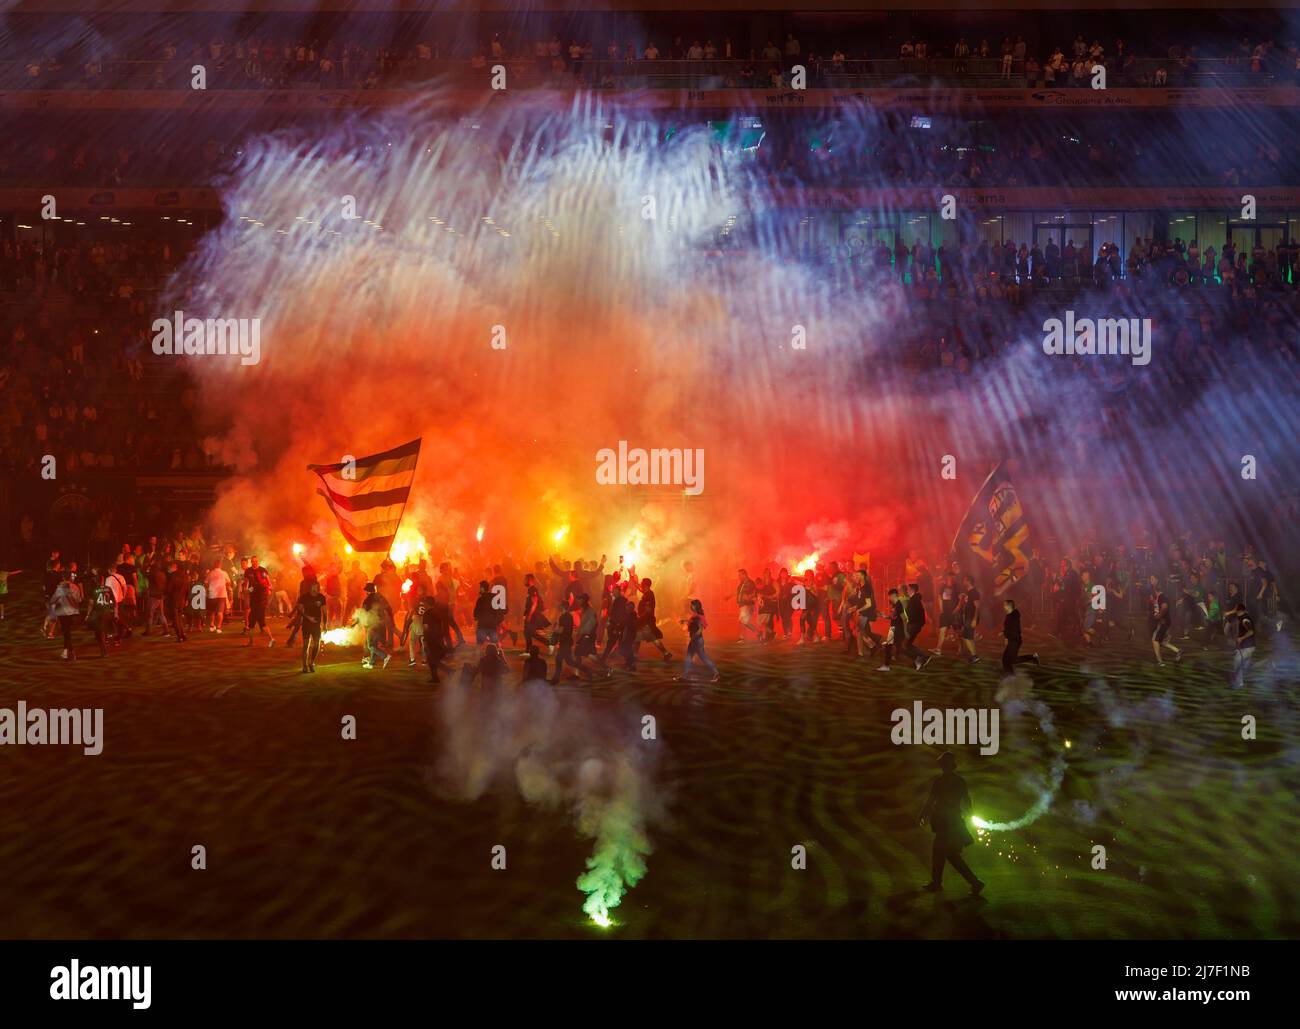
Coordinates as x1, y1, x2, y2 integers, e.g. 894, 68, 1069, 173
877, 587, 905, 671
49, 571, 82, 660
521, 573, 550, 653
617, 583, 641, 671
1150, 589, 1182, 666
1229, 601, 1254, 689
853, 570, 882, 657
599, 582, 633, 665
919, 752, 985, 896
932, 573, 960, 656
244, 556, 275, 648
420, 590, 454, 684
633, 577, 672, 662
1000, 598, 1039, 674
902, 583, 933, 670
296, 579, 328, 673
356, 583, 392, 670
674, 598, 720, 682
548, 596, 586, 683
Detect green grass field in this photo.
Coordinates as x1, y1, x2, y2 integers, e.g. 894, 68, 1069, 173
1, 582, 1296, 939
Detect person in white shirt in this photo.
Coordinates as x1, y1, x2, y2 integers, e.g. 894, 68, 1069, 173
206, 562, 231, 632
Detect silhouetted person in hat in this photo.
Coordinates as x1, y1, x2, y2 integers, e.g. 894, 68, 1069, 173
919, 751, 985, 895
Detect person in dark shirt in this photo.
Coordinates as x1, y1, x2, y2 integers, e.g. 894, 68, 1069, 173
854, 570, 882, 656
86, 572, 119, 657
521, 574, 550, 652
573, 593, 604, 677
145, 560, 170, 635
962, 575, 982, 641
1150, 590, 1182, 666
902, 583, 932, 670
522, 644, 549, 683
877, 588, 905, 671
420, 594, 453, 683
617, 583, 641, 670
490, 565, 518, 646
933, 574, 960, 655
920, 752, 985, 895
600, 585, 633, 665
295, 580, 329, 673
675, 598, 720, 682
164, 561, 189, 643
1230, 602, 1255, 689
244, 556, 274, 648
634, 578, 672, 662
473, 580, 501, 644
356, 584, 393, 669
477, 642, 510, 687
548, 598, 585, 684
1000, 598, 1039, 674
957, 590, 980, 664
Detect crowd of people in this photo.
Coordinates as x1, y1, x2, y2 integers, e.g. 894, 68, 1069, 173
7, 109, 1294, 191
2, 14, 1297, 90
18, 523, 1279, 696
0, 236, 222, 491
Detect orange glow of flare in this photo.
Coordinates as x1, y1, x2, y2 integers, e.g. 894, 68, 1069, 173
401, 578, 413, 594
291, 542, 305, 557
389, 526, 428, 567
794, 551, 820, 575
623, 531, 644, 566
344, 543, 354, 555
476, 524, 485, 543
552, 524, 569, 545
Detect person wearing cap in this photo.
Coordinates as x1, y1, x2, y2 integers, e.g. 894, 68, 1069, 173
919, 752, 985, 895
357, 582, 392, 670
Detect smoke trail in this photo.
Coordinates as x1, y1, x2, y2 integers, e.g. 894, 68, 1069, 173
435, 678, 664, 926
974, 692, 1067, 833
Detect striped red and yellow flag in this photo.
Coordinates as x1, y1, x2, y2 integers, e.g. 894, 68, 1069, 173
308, 438, 421, 553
